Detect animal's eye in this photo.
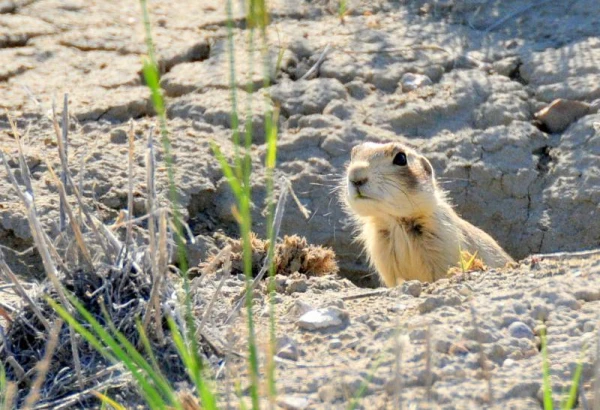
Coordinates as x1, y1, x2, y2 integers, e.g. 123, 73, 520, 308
393, 152, 407, 166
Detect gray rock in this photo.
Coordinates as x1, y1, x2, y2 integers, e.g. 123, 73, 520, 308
318, 384, 340, 403
328, 338, 342, 349
534, 99, 591, 133
297, 307, 349, 330
109, 128, 128, 144
276, 337, 300, 361
277, 344, 299, 361
288, 300, 314, 319
401, 280, 422, 297
508, 321, 534, 339
418, 294, 462, 314
286, 278, 308, 294
574, 288, 600, 302
277, 396, 310, 410
346, 80, 374, 99
400, 72, 433, 92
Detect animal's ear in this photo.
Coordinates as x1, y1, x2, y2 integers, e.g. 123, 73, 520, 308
351, 145, 359, 159
420, 156, 434, 178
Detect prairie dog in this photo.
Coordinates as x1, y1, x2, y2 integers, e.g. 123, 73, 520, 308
343, 142, 514, 287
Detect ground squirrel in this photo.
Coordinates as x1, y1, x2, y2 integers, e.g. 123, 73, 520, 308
343, 142, 514, 287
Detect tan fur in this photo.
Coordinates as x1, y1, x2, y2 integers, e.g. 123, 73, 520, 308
343, 142, 514, 287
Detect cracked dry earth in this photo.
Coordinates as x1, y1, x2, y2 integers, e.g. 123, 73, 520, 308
1, 0, 600, 409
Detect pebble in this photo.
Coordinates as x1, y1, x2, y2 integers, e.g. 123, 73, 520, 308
288, 300, 314, 319
583, 321, 595, 333
418, 294, 461, 314
297, 307, 349, 330
573, 288, 600, 302
109, 128, 127, 144
534, 98, 590, 133
329, 338, 342, 349
409, 328, 427, 342
286, 279, 308, 294
400, 72, 433, 92
401, 280, 422, 297
277, 343, 299, 361
324, 298, 346, 309
277, 395, 310, 410
318, 385, 340, 403
508, 321, 534, 339
530, 302, 551, 321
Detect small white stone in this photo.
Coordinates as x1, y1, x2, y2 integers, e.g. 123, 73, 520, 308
329, 338, 342, 349
297, 307, 348, 330
277, 395, 310, 410
400, 72, 433, 92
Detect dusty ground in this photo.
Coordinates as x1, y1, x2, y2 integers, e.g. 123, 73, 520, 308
1, 0, 599, 408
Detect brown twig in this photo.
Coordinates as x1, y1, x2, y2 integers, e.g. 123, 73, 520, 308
300, 44, 330, 80
530, 249, 600, 261
483, 0, 553, 34
593, 322, 600, 410
57, 95, 69, 232
126, 120, 135, 249
46, 161, 94, 269
142, 210, 167, 342
50, 102, 113, 261
1, 136, 83, 388
1, 380, 17, 410
198, 246, 232, 336
146, 126, 158, 275
21, 319, 64, 410
0, 250, 50, 330
341, 289, 388, 301
6, 356, 26, 382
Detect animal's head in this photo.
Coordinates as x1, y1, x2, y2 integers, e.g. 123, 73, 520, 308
344, 142, 438, 220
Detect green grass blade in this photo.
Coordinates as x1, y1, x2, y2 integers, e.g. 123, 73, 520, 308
96, 302, 178, 407
139, 0, 189, 277
211, 143, 243, 201
264, 107, 279, 401
139, 3, 217, 410
93, 391, 127, 410
225, 0, 242, 175
540, 327, 554, 410
0, 359, 6, 409
135, 320, 162, 376
167, 318, 218, 410
142, 58, 165, 117
347, 356, 382, 410
47, 297, 166, 409
465, 250, 478, 271
562, 345, 586, 409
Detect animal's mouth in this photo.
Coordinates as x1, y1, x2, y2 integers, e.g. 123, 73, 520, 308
351, 186, 373, 201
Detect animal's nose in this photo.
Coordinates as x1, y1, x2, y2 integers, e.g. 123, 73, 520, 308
351, 177, 368, 188
349, 163, 369, 188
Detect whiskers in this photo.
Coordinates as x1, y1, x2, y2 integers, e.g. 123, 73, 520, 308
380, 174, 418, 211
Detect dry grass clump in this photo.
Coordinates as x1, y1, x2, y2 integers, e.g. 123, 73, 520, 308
447, 250, 486, 277
2, 265, 189, 408
203, 234, 338, 278
0, 106, 208, 408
